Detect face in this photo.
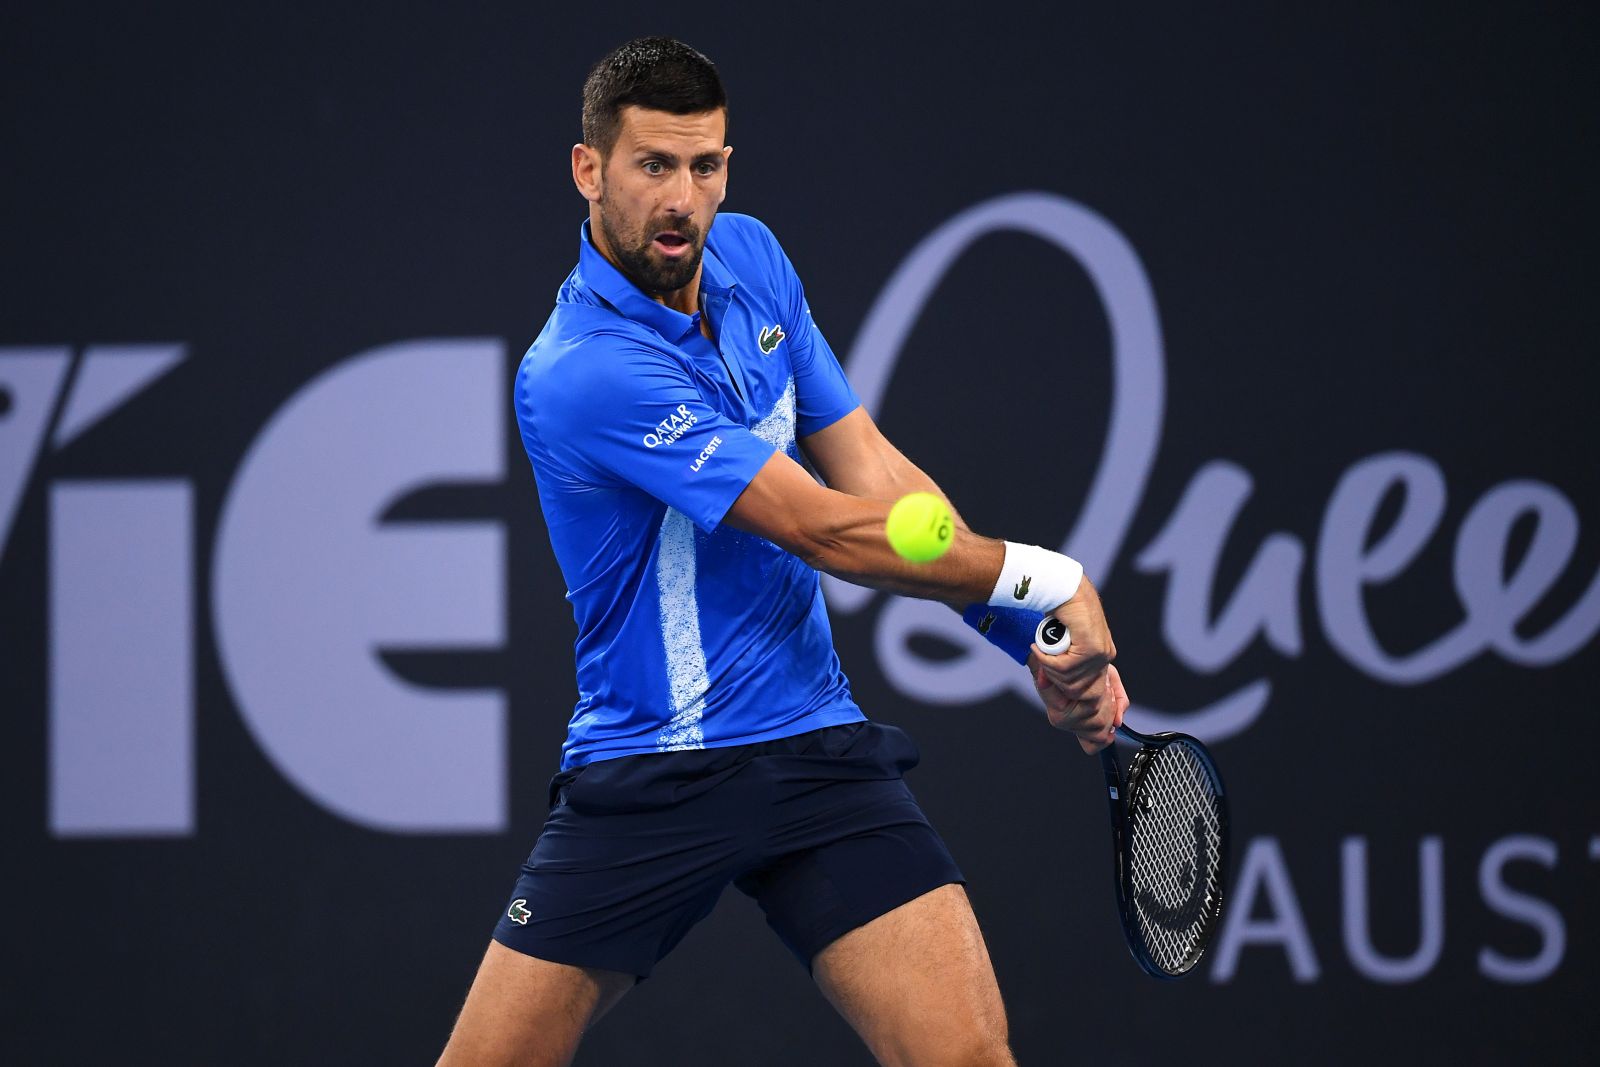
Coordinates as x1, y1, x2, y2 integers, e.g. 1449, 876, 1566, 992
574, 106, 731, 299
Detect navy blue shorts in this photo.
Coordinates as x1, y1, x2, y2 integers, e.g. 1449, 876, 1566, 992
491, 721, 964, 979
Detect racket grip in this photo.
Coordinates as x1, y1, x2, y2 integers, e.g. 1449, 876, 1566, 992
1035, 615, 1071, 656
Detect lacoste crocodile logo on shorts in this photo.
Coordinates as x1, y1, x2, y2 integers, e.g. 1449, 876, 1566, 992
757, 324, 785, 354
507, 898, 531, 925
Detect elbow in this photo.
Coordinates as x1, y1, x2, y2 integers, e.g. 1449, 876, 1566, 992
771, 510, 862, 576
783, 522, 844, 572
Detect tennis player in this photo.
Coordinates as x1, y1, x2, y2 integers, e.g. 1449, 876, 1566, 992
437, 37, 1128, 1067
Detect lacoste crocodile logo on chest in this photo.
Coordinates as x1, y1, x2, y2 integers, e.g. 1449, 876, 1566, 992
757, 324, 785, 355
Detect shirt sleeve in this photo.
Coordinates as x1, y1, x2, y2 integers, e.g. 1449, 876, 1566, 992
787, 296, 861, 437
744, 217, 862, 436
536, 337, 777, 533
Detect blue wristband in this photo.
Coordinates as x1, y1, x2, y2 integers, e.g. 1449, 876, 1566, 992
960, 603, 1045, 667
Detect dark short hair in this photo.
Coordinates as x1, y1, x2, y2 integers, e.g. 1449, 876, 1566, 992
581, 37, 728, 157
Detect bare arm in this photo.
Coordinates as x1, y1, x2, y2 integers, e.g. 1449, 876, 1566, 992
797, 407, 971, 530
724, 406, 1129, 751
722, 446, 1004, 604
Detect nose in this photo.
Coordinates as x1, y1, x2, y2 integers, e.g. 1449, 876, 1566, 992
663, 166, 695, 217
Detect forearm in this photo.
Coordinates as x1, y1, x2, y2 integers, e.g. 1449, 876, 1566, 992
737, 426, 1079, 612
813, 447, 971, 532
783, 489, 1000, 602
799, 407, 973, 529
857, 460, 972, 535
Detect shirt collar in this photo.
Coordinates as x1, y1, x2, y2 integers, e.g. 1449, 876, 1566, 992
576, 220, 736, 343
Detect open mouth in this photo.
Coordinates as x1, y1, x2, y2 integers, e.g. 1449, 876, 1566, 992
654, 232, 691, 255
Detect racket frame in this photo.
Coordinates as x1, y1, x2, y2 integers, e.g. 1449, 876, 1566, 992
1101, 725, 1230, 980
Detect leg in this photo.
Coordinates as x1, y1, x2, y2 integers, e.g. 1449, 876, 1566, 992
812, 884, 1014, 1067
436, 940, 635, 1067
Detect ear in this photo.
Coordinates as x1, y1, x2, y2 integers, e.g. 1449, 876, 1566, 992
717, 144, 732, 205
572, 143, 603, 204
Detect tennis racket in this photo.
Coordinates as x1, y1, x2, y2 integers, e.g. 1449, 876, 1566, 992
1034, 615, 1230, 979
961, 603, 1230, 979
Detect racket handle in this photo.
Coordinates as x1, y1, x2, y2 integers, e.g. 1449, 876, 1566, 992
1035, 615, 1070, 656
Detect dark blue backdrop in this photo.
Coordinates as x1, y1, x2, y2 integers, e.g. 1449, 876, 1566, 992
4, 4, 1597, 1063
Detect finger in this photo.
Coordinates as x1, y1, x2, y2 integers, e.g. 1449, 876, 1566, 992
1105, 664, 1129, 729
1047, 690, 1096, 733
1035, 648, 1114, 689
1077, 730, 1112, 755
1084, 708, 1118, 750
1036, 652, 1113, 694
1033, 666, 1066, 709
1079, 681, 1119, 749
1035, 677, 1073, 722
1047, 666, 1110, 707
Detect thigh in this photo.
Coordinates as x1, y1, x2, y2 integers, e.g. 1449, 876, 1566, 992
436, 940, 634, 1067
812, 884, 1015, 1067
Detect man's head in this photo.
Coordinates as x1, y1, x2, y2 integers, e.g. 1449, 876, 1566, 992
581, 36, 727, 160
572, 37, 731, 300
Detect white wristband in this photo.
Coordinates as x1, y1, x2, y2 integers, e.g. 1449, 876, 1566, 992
988, 542, 1083, 614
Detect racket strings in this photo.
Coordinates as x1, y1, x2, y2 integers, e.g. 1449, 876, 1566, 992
1126, 743, 1226, 972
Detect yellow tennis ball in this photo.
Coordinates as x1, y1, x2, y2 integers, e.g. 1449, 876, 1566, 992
885, 492, 954, 563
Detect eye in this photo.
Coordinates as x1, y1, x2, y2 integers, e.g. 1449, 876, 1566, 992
643, 160, 665, 176
695, 160, 720, 176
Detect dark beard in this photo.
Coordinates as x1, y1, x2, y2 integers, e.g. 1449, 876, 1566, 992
598, 208, 704, 296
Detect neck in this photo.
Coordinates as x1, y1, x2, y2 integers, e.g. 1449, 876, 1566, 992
589, 210, 702, 316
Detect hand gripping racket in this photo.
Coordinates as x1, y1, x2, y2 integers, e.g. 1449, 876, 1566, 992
1034, 616, 1230, 979
962, 604, 1231, 979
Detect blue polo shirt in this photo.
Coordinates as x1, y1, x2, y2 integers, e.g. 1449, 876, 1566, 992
516, 213, 867, 769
